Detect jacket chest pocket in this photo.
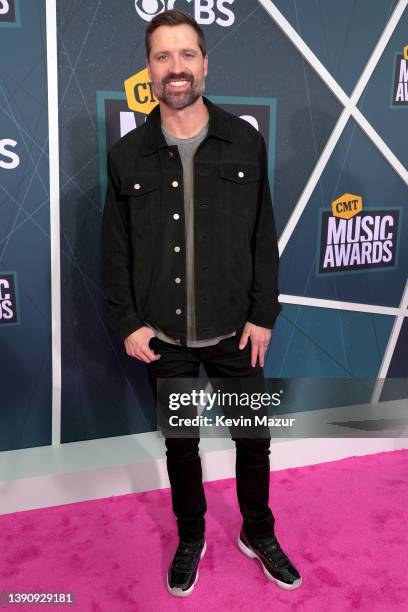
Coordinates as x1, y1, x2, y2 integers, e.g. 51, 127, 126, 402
120, 172, 161, 243
120, 173, 161, 232
219, 161, 260, 220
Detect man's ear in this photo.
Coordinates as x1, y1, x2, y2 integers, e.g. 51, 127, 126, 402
204, 54, 208, 78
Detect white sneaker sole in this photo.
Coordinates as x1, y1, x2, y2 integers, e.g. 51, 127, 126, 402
167, 539, 207, 597
237, 535, 302, 590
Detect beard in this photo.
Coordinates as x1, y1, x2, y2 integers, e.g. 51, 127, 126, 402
155, 73, 206, 110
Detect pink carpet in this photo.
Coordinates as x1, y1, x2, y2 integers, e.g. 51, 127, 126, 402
1, 449, 407, 611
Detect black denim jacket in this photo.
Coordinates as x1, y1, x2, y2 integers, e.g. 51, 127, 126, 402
101, 96, 282, 344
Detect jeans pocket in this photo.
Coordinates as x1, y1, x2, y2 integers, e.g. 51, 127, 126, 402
149, 336, 158, 349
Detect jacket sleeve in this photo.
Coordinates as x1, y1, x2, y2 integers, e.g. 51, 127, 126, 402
247, 134, 282, 329
100, 150, 145, 341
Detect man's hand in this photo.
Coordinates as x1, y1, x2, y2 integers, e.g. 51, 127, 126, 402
124, 326, 161, 363
239, 322, 271, 368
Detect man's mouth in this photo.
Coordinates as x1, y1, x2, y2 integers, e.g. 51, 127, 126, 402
166, 79, 191, 89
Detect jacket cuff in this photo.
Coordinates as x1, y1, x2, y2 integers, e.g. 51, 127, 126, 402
111, 315, 145, 342
247, 301, 282, 330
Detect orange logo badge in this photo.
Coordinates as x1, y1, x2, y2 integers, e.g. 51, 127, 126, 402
331, 193, 362, 219
124, 68, 158, 114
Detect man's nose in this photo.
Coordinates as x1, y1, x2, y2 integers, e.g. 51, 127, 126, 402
169, 54, 184, 74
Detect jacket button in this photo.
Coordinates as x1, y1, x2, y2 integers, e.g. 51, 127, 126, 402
134, 183, 141, 190
201, 265, 208, 271
174, 246, 181, 252
175, 308, 182, 315
201, 296, 208, 303
173, 213, 180, 220
174, 277, 181, 284
199, 169, 209, 176
172, 180, 179, 188
202, 233, 208, 240
238, 171, 244, 178
200, 203, 207, 209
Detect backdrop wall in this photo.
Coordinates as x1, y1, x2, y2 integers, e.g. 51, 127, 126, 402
1, 0, 407, 452
0, 0, 52, 452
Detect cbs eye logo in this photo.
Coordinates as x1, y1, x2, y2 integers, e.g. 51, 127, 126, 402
135, 0, 165, 20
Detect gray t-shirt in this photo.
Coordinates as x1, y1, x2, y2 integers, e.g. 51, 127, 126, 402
144, 120, 236, 347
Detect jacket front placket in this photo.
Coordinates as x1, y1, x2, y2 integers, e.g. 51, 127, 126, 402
157, 145, 188, 342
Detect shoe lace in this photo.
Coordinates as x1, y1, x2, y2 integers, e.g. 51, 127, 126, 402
256, 536, 290, 568
173, 540, 203, 572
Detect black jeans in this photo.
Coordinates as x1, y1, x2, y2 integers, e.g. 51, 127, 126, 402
146, 324, 275, 543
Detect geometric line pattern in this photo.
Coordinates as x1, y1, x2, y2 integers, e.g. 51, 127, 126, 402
0, 0, 52, 451
259, 0, 408, 377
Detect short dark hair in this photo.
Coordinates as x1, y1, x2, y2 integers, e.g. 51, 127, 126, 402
145, 9, 207, 59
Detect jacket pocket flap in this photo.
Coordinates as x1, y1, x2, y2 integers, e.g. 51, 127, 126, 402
220, 162, 259, 183
120, 173, 161, 196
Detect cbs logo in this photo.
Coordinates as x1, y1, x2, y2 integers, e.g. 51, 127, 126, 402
135, 0, 235, 27
135, 0, 165, 20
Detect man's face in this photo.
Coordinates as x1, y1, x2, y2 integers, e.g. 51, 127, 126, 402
147, 24, 208, 110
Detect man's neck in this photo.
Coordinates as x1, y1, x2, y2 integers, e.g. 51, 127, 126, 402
159, 96, 209, 139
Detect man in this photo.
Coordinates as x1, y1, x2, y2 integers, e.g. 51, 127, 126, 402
101, 9, 302, 597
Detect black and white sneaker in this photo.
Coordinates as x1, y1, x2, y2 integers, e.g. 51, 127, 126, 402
167, 537, 207, 597
238, 527, 302, 590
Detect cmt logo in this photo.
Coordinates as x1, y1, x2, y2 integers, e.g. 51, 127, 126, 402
134, 0, 235, 27
0, 273, 19, 325
124, 67, 158, 115
0, 138, 20, 170
392, 45, 408, 106
332, 193, 362, 220
319, 194, 401, 274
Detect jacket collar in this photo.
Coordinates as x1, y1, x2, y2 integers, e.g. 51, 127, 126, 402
141, 95, 232, 156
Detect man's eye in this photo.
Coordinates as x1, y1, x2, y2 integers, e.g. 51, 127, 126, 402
158, 55, 167, 60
